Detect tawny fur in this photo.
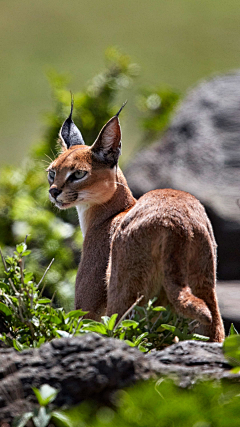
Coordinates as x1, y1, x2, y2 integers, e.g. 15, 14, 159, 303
47, 115, 225, 342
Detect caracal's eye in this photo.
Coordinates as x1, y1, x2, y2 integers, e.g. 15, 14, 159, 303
48, 170, 55, 182
71, 170, 88, 181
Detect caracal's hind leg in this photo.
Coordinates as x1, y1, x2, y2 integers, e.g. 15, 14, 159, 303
189, 232, 225, 342
162, 232, 214, 336
193, 284, 225, 342
162, 230, 224, 342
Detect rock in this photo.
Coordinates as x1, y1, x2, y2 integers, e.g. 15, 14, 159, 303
124, 72, 240, 280
0, 334, 154, 423
147, 340, 231, 388
0, 334, 236, 423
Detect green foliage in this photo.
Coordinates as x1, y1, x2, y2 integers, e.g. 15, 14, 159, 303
136, 85, 180, 145
14, 384, 63, 427
33, 384, 59, 407
0, 243, 88, 348
228, 322, 239, 336
223, 325, 240, 373
0, 242, 207, 351
72, 379, 240, 427
18, 379, 240, 427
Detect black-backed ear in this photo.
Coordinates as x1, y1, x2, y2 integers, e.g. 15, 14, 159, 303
91, 116, 121, 167
59, 98, 85, 150
91, 102, 127, 167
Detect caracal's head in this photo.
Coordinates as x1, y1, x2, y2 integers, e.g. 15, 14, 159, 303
47, 102, 125, 210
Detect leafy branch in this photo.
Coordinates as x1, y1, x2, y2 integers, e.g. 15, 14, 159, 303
0, 242, 208, 352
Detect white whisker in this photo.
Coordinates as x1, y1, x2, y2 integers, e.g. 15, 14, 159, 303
50, 148, 57, 160
44, 154, 54, 163
112, 181, 129, 190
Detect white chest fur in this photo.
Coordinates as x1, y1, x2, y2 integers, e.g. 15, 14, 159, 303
76, 204, 90, 238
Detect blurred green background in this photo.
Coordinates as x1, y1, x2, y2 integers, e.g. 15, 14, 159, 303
1, 0, 240, 165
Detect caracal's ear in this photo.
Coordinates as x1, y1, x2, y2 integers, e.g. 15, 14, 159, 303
59, 97, 85, 151
91, 102, 127, 167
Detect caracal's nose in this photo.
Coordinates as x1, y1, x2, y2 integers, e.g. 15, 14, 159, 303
49, 187, 62, 199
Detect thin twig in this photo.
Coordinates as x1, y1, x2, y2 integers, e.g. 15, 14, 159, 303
19, 259, 25, 287
0, 247, 7, 271
17, 296, 25, 323
114, 294, 144, 331
26, 319, 35, 340
50, 291, 56, 309
31, 288, 34, 310
38, 258, 54, 295
21, 235, 29, 272
24, 235, 29, 245
150, 313, 162, 333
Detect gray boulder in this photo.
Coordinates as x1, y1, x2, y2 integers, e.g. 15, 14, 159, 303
124, 72, 240, 280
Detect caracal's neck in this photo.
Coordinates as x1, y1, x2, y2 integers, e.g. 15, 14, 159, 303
76, 167, 136, 238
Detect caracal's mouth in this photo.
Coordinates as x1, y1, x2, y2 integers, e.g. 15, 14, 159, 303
55, 201, 72, 209
54, 197, 85, 210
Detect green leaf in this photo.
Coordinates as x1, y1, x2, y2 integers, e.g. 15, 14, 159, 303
229, 323, 239, 336
6, 256, 14, 264
191, 334, 209, 341
57, 330, 71, 338
0, 281, 8, 291
107, 313, 118, 331
67, 309, 88, 319
16, 243, 27, 254
230, 366, 240, 374
38, 298, 51, 304
124, 340, 136, 347
33, 384, 58, 406
161, 324, 176, 333
223, 335, 240, 367
134, 332, 149, 346
32, 407, 51, 427
120, 320, 139, 329
14, 412, 34, 427
24, 272, 33, 283
49, 315, 62, 325
13, 339, 26, 352
152, 306, 167, 312
82, 321, 108, 335
22, 250, 31, 256
138, 344, 148, 352
118, 331, 126, 340
148, 297, 158, 306
0, 301, 12, 316
9, 296, 18, 304
38, 337, 46, 346
51, 411, 74, 427
101, 315, 110, 327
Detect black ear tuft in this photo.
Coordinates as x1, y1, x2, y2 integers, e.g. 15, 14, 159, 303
59, 97, 85, 150
116, 100, 127, 117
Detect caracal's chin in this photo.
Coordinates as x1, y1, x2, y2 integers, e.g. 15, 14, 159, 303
54, 200, 76, 210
